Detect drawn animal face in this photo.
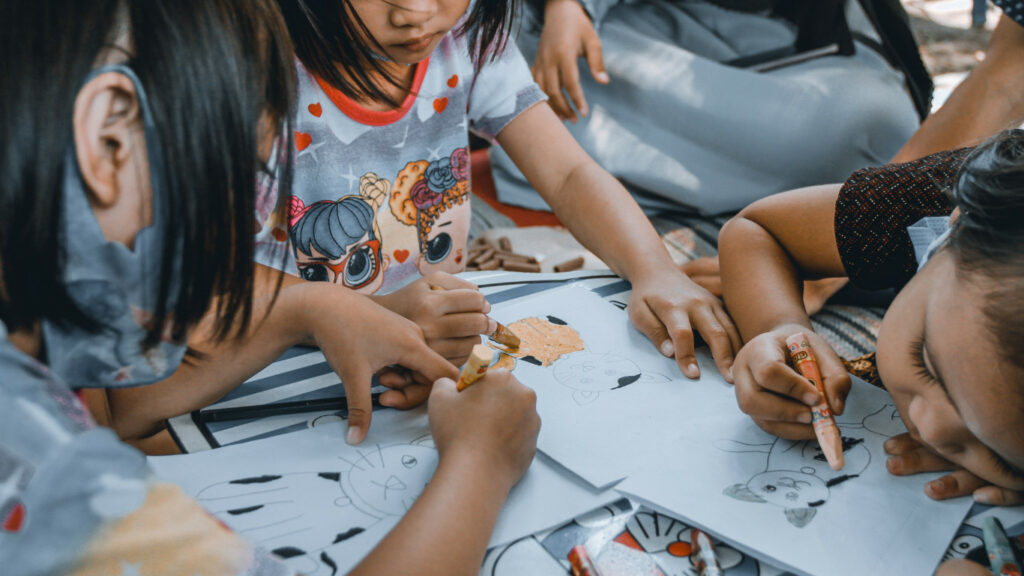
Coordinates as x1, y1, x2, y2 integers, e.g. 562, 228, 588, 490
553, 351, 670, 405
341, 444, 438, 518
745, 470, 828, 508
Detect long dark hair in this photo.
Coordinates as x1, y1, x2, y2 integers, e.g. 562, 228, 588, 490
277, 0, 518, 107
0, 0, 296, 345
949, 129, 1024, 371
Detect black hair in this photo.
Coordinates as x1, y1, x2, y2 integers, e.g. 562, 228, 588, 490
0, 0, 297, 345
948, 129, 1024, 372
276, 0, 518, 107
291, 197, 377, 259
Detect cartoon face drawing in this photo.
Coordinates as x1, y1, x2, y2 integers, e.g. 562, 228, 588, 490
554, 351, 670, 405
417, 193, 469, 275
720, 435, 872, 528
340, 443, 438, 518
290, 173, 391, 294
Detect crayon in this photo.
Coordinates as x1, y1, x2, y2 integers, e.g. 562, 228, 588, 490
567, 545, 602, 576
785, 332, 844, 470
691, 529, 725, 576
457, 344, 494, 391
554, 256, 585, 272
984, 517, 1023, 576
428, 285, 520, 349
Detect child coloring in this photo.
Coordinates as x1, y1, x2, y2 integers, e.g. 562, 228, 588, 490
263, 0, 741, 388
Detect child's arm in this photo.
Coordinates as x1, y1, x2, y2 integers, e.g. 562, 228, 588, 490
892, 14, 1024, 163
106, 264, 457, 445
718, 184, 852, 439
496, 104, 740, 380
351, 371, 539, 576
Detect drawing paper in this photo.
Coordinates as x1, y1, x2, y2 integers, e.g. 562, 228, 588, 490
616, 377, 973, 576
487, 285, 737, 487
150, 407, 618, 576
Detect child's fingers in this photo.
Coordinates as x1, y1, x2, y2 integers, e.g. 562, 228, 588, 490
689, 275, 722, 298
936, 560, 993, 576
885, 441, 954, 476
692, 307, 736, 381
820, 360, 851, 416
754, 418, 817, 441
432, 312, 493, 339
434, 288, 490, 316
398, 339, 460, 384
559, 54, 588, 117
426, 334, 483, 365
734, 363, 815, 426
680, 256, 719, 277
582, 32, 609, 84
973, 485, 1024, 506
425, 271, 477, 292
376, 366, 413, 389
925, 469, 988, 501
543, 66, 575, 122
634, 299, 700, 379
339, 365, 375, 445
882, 432, 921, 455
379, 381, 433, 410
750, 358, 821, 407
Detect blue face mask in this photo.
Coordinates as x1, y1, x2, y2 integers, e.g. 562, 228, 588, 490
41, 64, 187, 389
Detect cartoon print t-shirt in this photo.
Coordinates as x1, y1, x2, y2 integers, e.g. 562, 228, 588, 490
254, 30, 546, 294
0, 322, 292, 576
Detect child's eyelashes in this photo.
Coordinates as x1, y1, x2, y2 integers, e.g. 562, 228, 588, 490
908, 336, 934, 383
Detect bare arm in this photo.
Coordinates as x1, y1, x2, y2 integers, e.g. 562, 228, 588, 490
496, 103, 741, 380
107, 264, 456, 443
893, 15, 1024, 162
719, 185, 851, 439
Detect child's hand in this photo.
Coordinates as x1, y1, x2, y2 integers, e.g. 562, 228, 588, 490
629, 270, 741, 381
428, 371, 540, 489
885, 432, 1024, 506
302, 288, 458, 445
373, 272, 495, 366
533, 0, 610, 123
732, 325, 851, 439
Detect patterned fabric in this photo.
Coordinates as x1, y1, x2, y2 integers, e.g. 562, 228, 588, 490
995, 0, 1024, 27
843, 352, 882, 388
835, 147, 970, 291
255, 23, 546, 296
0, 323, 292, 576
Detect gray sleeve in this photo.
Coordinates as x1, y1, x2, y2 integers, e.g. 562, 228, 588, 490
576, 0, 624, 26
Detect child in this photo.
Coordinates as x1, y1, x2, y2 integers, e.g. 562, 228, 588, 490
718, 132, 1024, 519
0, 1, 539, 574
263, 0, 740, 383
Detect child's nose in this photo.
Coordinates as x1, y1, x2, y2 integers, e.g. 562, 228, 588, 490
389, 0, 437, 28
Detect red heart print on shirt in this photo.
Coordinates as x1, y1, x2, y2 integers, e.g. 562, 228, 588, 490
393, 249, 410, 264
447, 75, 459, 88
308, 102, 323, 117
295, 132, 312, 151
433, 97, 448, 114
2, 503, 25, 532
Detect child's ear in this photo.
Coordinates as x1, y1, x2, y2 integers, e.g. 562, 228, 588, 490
72, 71, 141, 209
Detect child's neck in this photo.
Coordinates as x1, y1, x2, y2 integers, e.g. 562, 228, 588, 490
342, 59, 419, 112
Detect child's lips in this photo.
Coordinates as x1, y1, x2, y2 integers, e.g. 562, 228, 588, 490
395, 32, 438, 51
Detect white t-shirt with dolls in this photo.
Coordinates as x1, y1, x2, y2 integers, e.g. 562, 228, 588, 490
254, 29, 545, 294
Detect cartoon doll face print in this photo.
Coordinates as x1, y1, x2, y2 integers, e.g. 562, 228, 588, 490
290, 173, 392, 294
417, 196, 469, 275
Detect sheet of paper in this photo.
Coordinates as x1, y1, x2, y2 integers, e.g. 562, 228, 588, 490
488, 285, 737, 487
616, 377, 973, 576
149, 406, 617, 576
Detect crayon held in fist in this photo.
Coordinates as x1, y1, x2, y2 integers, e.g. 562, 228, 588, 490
457, 344, 494, 391
428, 284, 520, 348
786, 333, 844, 470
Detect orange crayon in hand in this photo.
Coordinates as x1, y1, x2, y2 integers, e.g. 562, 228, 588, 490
786, 333, 844, 470
457, 344, 494, 391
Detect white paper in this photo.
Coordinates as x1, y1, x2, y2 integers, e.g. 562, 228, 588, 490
616, 377, 973, 576
149, 407, 617, 576
488, 285, 737, 487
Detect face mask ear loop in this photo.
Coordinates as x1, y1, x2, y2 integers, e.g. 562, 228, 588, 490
80, 64, 181, 317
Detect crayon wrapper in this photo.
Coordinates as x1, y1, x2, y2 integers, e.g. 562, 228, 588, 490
456, 345, 493, 391
568, 546, 598, 576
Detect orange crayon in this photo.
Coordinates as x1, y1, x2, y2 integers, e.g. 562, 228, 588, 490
457, 344, 494, 391
785, 333, 844, 470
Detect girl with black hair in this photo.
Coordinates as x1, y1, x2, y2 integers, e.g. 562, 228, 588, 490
717, 130, 1024, 573
0, 1, 539, 574
265, 0, 742, 385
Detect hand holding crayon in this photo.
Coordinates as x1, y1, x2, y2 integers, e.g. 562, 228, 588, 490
786, 332, 844, 470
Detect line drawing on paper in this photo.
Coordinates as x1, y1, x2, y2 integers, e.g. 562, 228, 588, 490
719, 403, 902, 528
488, 315, 669, 405
193, 434, 437, 575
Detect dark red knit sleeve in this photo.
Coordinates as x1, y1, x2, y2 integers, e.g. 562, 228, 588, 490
834, 148, 969, 290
